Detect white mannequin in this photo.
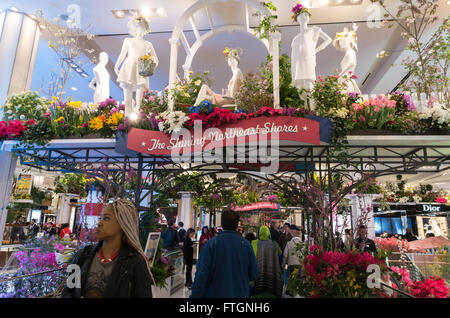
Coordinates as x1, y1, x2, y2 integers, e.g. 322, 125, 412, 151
291, 12, 332, 91
333, 25, 361, 95
194, 48, 244, 106
89, 52, 110, 104
115, 18, 159, 117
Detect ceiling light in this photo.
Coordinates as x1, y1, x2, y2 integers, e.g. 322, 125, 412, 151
11, 7, 19, 12
71, 87, 78, 91
141, 6, 151, 17
29, 14, 36, 19
335, 0, 344, 3
81, 73, 88, 78
156, 8, 167, 17
320, 0, 329, 6
116, 10, 125, 18
76, 68, 82, 72
40, 24, 47, 29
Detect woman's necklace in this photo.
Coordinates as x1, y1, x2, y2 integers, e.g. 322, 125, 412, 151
99, 248, 120, 263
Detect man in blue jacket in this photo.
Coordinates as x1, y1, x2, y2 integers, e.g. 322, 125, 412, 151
190, 210, 258, 298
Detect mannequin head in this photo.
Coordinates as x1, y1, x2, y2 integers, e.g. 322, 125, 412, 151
99, 52, 109, 65
128, 15, 151, 38
224, 47, 242, 70
333, 26, 358, 51
297, 12, 310, 25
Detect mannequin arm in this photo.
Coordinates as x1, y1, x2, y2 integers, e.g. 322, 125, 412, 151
88, 78, 96, 90
115, 38, 128, 76
315, 30, 332, 54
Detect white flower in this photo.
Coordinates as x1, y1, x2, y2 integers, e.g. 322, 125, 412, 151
412, 195, 422, 203
335, 108, 348, 119
399, 196, 409, 203
194, 80, 202, 86
158, 122, 164, 132
20, 115, 25, 120
408, 38, 416, 45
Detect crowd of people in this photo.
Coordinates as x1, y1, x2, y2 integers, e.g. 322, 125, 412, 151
8, 216, 73, 243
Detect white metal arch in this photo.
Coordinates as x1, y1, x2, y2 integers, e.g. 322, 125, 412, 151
168, 0, 280, 111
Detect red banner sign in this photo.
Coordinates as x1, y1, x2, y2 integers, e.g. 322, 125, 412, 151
127, 116, 320, 155
231, 202, 279, 212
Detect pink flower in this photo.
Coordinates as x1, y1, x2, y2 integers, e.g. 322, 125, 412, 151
351, 74, 358, 79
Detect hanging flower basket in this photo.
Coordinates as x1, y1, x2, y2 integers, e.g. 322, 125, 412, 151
138, 57, 156, 77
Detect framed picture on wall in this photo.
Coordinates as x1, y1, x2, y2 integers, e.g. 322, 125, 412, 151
144, 232, 161, 266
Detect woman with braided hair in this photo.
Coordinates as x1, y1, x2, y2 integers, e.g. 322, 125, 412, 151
61, 199, 154, 298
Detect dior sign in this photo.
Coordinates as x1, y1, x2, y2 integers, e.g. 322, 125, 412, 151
422, 205, 441, 212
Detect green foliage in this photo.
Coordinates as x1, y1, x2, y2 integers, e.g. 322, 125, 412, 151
253, 1, 279, 41
262, 54, 304, 108
54, 173, 87, 197
172, 72, 212, 106
235, 68, 273, 112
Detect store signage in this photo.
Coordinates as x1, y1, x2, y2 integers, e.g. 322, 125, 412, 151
421, 204, 441, 212
231, 202, 279, 212
127, 116, 321, 156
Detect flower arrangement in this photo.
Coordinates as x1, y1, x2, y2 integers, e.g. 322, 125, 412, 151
235, 69, 273, 113
391, 266, 449, 298
141, 89, 167, 114
291, 2, 311, 22
172, 71, 211, 106
266, 194, 278, 202
350, 95, 397, 129
0, 234, 68, 298
54, 173, 87, 197
156, 110, 190, 134
1, 91, 48, 121
188, 100, 214, 115
418, 102, 450, 130
138, 53, 156, 77
287, 245, 387, 298
0, 119, 35, 140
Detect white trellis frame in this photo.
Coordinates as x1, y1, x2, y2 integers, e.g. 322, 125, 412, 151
167, 0, 281, 111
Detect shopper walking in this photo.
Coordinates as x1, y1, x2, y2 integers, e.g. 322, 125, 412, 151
251, 225, 283, 298
161, 220, 180, 250
61, 199, 153, 298
190, 210, 258, 298
178, 222, 186, 245
279, 223, 293, 255
282, 225, 303, 276
183, 228, 195, 289
199, 226, 210, 255
344, 228, 353, 250
269, 221, 280, 245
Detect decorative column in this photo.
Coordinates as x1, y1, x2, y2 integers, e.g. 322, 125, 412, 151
347, 194, 380, 240
0, 148, 17, 249
167, 38, 180, 112
270, 31, 281, 109
0, 9, 40, 105
56, 193, 78, 224
177, 192, 194, 229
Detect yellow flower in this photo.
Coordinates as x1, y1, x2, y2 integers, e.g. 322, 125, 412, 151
106, 112, 123, 126
89, 116, 104, 130
68, 100, 82, 108
183, 92, 190, 97
223, 47, 230, 55
54, 116, 64, 123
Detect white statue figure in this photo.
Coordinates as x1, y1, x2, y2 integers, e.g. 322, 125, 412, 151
115, 15, 159, 117
88, 52, 110, 104
291, 10, 332, 91
332, 24, 361, 95
194, 47, 244, 106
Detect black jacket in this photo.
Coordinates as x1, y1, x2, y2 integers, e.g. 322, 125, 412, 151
61, 241, 152, 298
356, 237, 377, 255
403, 232, 417, 242
183, 237, 194, 260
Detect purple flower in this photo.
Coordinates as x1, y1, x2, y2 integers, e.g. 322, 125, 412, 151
149, 113, 159, 130
287, 107, 296, 117
267, 194, 278, 202
210, 193, 222, 201
117, 123, 125, 131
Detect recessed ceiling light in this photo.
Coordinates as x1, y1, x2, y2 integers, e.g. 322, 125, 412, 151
71, 87, 78, 91
81, 73, 88, 78
76, 68, 82, 72
156, 8, 167, 17
320, 0, 329, 6
116, 10, 125, 18
141, 6, 151, 17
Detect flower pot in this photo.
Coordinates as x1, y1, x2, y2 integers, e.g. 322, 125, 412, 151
138, 58, 156, 77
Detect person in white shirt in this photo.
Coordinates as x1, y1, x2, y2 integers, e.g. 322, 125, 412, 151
282, 225, 303, 275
